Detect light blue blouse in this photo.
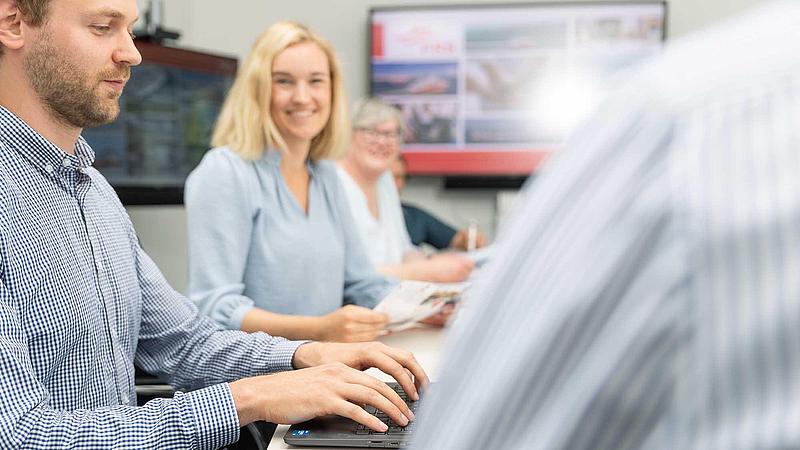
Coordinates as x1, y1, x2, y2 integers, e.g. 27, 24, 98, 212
184, 147, 395, 330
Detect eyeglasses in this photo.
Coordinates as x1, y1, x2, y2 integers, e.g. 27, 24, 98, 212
356, 127, 402, 143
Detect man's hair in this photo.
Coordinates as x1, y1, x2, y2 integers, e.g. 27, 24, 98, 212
0, 0, 51, 57
211, 21, 350, 161
17, 0, 50, 25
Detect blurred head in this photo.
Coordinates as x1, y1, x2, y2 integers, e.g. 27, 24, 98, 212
347, 97, 405, 178
0, 0, 141, 128
211, 21, 349, 160
390, 153, 407, 192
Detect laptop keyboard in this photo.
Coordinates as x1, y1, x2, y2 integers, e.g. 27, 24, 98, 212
355, 383, 420, 435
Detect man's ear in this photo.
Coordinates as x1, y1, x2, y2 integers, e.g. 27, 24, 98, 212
0, 1, 24, 52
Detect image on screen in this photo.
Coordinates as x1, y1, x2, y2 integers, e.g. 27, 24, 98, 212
82, 42, 236, 203
370, 2, 667, 175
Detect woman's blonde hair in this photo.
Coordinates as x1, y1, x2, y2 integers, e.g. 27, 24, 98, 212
211, 21, 349, 160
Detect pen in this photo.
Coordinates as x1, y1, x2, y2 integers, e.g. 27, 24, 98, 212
467, 220, 478, 252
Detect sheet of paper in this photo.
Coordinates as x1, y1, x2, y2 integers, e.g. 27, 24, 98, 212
375, 281, 470, 331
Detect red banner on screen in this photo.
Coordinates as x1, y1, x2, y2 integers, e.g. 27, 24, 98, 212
371, 24, 384, 58
403, 150, 551, 176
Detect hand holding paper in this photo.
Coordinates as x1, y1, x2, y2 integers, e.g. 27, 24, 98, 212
375, 281, 468, 331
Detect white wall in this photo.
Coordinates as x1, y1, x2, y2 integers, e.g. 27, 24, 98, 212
160, 0, 761, 102
129, 0, 766, 293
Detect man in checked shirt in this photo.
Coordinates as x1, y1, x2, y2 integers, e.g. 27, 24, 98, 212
0, 0, 425, 448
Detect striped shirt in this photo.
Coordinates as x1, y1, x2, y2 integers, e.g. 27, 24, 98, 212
410, 2, 800, 449
0, 106, 302, 448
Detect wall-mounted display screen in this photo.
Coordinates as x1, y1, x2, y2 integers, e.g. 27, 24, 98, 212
82, 41, 237, 204
370, 2, 667, 175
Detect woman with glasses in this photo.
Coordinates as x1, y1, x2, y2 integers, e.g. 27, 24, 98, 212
184, 22, 394, 343
336, 98, 474, 283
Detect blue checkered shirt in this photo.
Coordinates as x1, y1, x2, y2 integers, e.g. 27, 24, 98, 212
0, 105, 304, 449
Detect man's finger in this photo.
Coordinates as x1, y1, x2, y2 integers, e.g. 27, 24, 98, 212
342, 382, 411, 428
339, 367, 415, 422
361, 349, 421, 402
382, 346, 430, 392
331, 399, 389, 432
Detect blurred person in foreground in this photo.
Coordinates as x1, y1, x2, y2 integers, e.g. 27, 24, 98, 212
390, 153, 487, 251
411, 2, 800, 449
0, 2, 425, 447
337, 98, 474, 282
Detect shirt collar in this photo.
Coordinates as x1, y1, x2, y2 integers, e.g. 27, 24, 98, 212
262, 148, 318, 177
0, 105, 96, 173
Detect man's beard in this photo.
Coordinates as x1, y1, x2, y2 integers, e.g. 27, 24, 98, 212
24, 31, 130, 129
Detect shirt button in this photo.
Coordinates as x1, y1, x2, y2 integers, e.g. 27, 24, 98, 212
121, 393, 129, 404
44, 164, 54, 173
62, 158, 72, 168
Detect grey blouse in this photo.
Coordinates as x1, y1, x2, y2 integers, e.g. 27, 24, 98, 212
184, 147, 395, 330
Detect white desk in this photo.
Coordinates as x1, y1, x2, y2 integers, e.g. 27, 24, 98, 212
268, 326, 445, 449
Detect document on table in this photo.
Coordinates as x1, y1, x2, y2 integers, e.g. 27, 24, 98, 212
375, 280, 469, 331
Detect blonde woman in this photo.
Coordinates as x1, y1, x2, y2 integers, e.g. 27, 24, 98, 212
185, 22, 392, 342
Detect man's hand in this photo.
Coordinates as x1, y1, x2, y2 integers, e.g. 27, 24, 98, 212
316, 305, 389, 342
293, 341, 429, 401
229, 363, 415, 431
230, 342, 429, 432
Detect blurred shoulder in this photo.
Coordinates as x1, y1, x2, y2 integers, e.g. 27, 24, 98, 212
638, 2, 800, 111
193, 146, 252, 173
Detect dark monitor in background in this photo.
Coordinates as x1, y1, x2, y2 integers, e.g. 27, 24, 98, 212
82, 41, 237, 205
370, 1, 667, 177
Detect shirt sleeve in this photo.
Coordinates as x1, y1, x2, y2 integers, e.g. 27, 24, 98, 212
403, 204, 457, 250
0, 235, 276, 449
184, 149, 256, 330
409, 81, 688, 450
134, 242, 303, 382
133, 242, 305, 446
